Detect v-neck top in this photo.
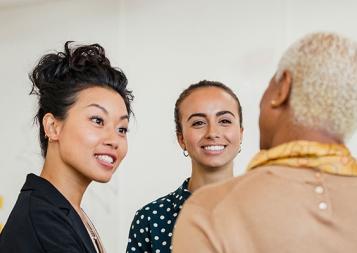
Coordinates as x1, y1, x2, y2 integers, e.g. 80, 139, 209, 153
126, 178, 191, 253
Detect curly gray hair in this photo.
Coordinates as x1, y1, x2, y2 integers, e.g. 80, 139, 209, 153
275, 32, 357, 142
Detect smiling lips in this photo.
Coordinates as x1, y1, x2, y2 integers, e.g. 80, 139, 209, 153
203, 145, 225, 151
94, 154, 116, 164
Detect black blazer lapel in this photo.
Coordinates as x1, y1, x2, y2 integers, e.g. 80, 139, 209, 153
67, 207, 97, 253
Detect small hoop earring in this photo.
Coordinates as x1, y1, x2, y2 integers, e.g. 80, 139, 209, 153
183, 150, 189, 157
45, 134, 52, 143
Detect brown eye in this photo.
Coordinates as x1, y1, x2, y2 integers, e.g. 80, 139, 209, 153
91, 116, 104, 125
117, 128, 128, 134
220, 119, 231, 124
192, 121, 205, 126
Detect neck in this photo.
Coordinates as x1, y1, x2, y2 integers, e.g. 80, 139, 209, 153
271, 129, 343, 149
269, 114, 344, 149
188, 162, 234, 193
41, 151, 90, 213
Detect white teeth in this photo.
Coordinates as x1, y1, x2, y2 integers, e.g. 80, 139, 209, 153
204, 146, 224, 151
95, 155, 114, 164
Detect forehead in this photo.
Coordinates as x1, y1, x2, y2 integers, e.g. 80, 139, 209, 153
73, 86, 126, 113
180, 87, 238, 114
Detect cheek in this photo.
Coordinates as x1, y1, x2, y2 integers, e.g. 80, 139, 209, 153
225, 126, 242, 142
77, 128, 100, 146
62, 124, 100, 148
119, 139, 128, 157
182, 130, 200, 148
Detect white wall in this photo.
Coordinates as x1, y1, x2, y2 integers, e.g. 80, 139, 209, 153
1, 0, 357, 252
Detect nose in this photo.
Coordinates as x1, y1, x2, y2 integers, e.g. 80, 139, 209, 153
106, 142, 118, 149
103, 129, 119, 149
205, 123, 220, 140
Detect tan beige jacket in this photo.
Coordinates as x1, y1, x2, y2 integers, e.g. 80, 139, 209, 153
172, 166, 357, 253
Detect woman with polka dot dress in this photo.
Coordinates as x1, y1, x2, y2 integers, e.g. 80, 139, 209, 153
125, 80, 244, 253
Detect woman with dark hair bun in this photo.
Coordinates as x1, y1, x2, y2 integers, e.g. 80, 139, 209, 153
0, 41, 134, 253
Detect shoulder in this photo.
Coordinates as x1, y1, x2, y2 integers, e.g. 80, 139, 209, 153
135, 193, 174, 215
24, 184, 78, 235
184, 166, 290, 212
5, 177, 71, 227
135, 179, 191, 215
19, 176, 81, 238
1, 180, 85, 252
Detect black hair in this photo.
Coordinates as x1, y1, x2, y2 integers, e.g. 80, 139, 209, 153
30, 41, 134, 157
174, 80, 243, 133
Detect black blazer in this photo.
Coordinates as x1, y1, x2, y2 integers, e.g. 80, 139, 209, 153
0, 174, 97, 253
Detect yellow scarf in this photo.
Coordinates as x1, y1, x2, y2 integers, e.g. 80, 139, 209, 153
246, 140, 357, 176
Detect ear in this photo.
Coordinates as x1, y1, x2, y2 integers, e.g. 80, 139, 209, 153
176, 132, 186, 150
239, 127, 244, 144
43, 113, 62, 141
272, 69, 292, 107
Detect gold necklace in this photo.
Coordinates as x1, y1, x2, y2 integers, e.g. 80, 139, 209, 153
81, 209, 106, 253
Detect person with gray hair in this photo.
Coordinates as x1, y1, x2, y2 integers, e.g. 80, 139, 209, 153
171, 31, 357, 253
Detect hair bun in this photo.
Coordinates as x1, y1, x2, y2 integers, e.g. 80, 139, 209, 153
30, 41, 112, 93
68, 42, 111, 71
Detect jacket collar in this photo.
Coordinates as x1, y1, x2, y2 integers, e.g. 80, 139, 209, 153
172, 178, 191, 211
22, 173, 97, 253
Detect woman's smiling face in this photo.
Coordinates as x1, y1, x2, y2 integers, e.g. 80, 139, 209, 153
177, 86, 243, 170
54, 86, 129, 184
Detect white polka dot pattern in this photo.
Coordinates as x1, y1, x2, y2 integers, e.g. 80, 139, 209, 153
125, 178, 191, 253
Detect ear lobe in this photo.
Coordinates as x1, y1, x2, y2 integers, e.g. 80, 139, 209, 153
239, 127, 244, 143
43, 113, 61, 141
273, 69, 292, 107
176, 132, 186, 150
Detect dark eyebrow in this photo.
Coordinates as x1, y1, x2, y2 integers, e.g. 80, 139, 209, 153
87, 103, 129, 121
187, 113, 206, 122
187, 111, 235, 122
120, 115, 129, 121
87, 103, 108, 114
216, 110, 235, 118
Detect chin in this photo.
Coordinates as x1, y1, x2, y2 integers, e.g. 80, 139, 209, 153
205, 161, 229, 169
94, 174, 113, 184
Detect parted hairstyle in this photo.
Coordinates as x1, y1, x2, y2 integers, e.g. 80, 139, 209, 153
30, 41, 134, 158
174, 80, 243, 134
275, 32, 357, 141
